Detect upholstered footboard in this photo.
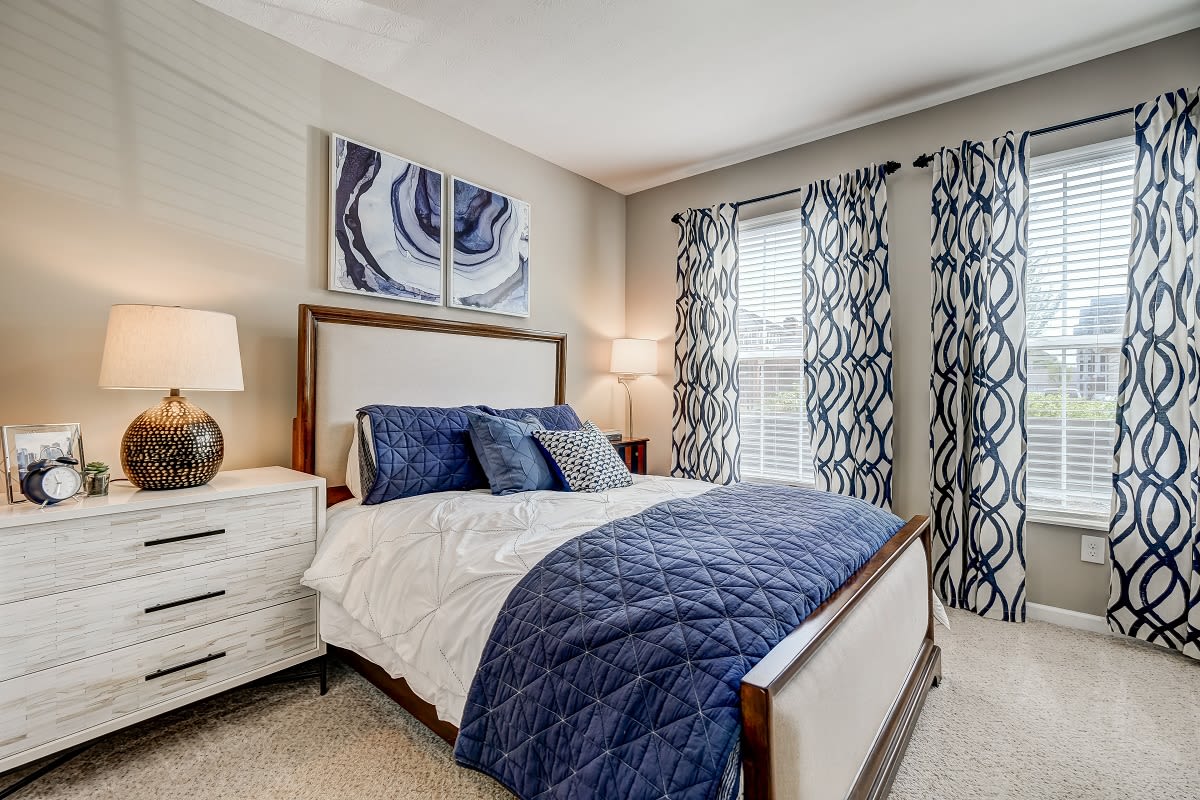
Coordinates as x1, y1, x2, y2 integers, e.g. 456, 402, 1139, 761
741, 517, 938, 800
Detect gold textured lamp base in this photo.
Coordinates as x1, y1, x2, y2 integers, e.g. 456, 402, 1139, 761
121, 394, 224, 489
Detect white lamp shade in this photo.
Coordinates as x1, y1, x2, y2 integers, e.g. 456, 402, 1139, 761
99, 305, 244, 391
610, 338, 657, 376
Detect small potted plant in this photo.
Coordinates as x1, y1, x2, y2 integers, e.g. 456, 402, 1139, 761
83, 461, 111, 497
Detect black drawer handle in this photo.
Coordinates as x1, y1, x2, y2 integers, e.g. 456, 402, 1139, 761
143, 528, 225, 547
145, 651, 226, 681
144, 590, 226, 614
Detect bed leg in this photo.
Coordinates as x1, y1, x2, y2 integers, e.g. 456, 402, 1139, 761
930, 643, 942, 688
319, 654, 329, 696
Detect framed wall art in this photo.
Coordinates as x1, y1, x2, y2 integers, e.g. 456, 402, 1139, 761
450, 176, 530, 317
329, 134, 444, 305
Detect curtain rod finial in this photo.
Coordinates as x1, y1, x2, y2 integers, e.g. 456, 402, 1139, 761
913, 153, 936, 169
882, 160, 901, 175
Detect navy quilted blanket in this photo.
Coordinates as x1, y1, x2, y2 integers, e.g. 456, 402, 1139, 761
454, 483, 903, 800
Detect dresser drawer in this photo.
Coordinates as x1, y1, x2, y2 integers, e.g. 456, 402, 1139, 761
0, 543, 316, 681
0, 488, 316, 603
0, 596, 317, 761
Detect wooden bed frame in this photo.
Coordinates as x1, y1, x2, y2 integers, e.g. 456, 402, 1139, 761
292, 303, 941, 800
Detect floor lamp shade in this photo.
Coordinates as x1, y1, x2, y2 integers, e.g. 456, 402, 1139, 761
99, 305, 244, 490
610, 338, 657, 377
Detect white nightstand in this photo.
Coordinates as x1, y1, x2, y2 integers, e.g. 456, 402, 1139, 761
0, 467, 326, 773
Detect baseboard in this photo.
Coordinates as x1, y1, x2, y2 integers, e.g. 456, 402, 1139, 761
1027, 602, 1113, 635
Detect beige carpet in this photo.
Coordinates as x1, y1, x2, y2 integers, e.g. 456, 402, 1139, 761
4, 610, 1198, 799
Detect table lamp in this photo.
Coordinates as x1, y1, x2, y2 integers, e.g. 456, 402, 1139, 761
610, 338, 657, 438
99, 305, 244, 489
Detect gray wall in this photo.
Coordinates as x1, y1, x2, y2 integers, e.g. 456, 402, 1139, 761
0, 0, 627, 474
624, 30, 1200, 616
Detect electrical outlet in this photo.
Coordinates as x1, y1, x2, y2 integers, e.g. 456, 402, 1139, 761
1081, 535, 1105, 564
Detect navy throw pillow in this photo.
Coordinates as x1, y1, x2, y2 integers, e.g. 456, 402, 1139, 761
358, 405, 489, 504
481, 404, 582, 431
465, 411, 558, 495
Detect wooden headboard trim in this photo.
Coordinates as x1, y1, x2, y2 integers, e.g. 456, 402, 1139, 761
292, 304, 568, 500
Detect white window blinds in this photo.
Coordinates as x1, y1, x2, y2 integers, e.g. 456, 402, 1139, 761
1026, 137, 1135, 528
737, 211, 813, 485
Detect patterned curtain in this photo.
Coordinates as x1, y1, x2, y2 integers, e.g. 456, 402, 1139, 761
929, 133, 1030, 622
1109, 87, 1200, 658
672, 204, 741, 484
798, 166, 894, 509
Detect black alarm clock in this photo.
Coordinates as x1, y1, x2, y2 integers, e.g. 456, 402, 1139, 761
21, 457, 82, 505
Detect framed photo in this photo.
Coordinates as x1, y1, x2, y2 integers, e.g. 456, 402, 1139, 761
450, 176, 530, 317
3, 423, 84, 504
328, 133, 444, 305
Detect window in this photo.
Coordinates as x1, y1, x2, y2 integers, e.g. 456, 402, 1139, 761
1026, 138, 1135, 528
737, 211, 812, 485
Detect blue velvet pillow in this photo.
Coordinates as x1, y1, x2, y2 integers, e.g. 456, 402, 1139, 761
465, 411, 558, 495
481, 404, 583, 431
358, 405, 489, 504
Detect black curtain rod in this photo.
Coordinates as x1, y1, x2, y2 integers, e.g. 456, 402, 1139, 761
912, 106, 1136, 168
670, 160, 901, 221
735, 160, 901, 208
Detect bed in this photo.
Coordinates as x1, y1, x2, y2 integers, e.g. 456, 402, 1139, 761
291, 304, 940, 800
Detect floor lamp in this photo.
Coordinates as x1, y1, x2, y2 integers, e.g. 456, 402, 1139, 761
610, 338, 657, 439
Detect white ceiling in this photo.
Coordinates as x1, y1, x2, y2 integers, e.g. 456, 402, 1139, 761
196, 0, 1200, 194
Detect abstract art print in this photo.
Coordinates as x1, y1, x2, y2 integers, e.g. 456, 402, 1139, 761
450, 177, 530, 317
329, 134, 443, 304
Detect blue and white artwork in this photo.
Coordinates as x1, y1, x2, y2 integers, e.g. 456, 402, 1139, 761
329, 134, 443, 304
451, 177, 530, 317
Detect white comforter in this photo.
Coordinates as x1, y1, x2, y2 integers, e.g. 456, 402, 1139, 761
302, 475, 714, 726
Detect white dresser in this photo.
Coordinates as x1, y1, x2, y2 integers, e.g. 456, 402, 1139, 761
0, 467, 325, 772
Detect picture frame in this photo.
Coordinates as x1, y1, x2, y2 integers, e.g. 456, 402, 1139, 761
450, 176, 531, 318
2, 423, 85, 504
328, 133, 445, 305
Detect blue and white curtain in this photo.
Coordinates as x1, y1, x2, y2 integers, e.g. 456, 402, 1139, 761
672, 204, 741, 484
1109, 87, 1200, 658
929, 133, 1030, 622
798, 166, 894, 509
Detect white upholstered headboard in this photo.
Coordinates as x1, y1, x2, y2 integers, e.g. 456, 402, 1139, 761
293, 305, 566, 504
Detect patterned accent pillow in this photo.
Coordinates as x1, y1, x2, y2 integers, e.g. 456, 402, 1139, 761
532, 421, 633, 493
466, 411, 558, 495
